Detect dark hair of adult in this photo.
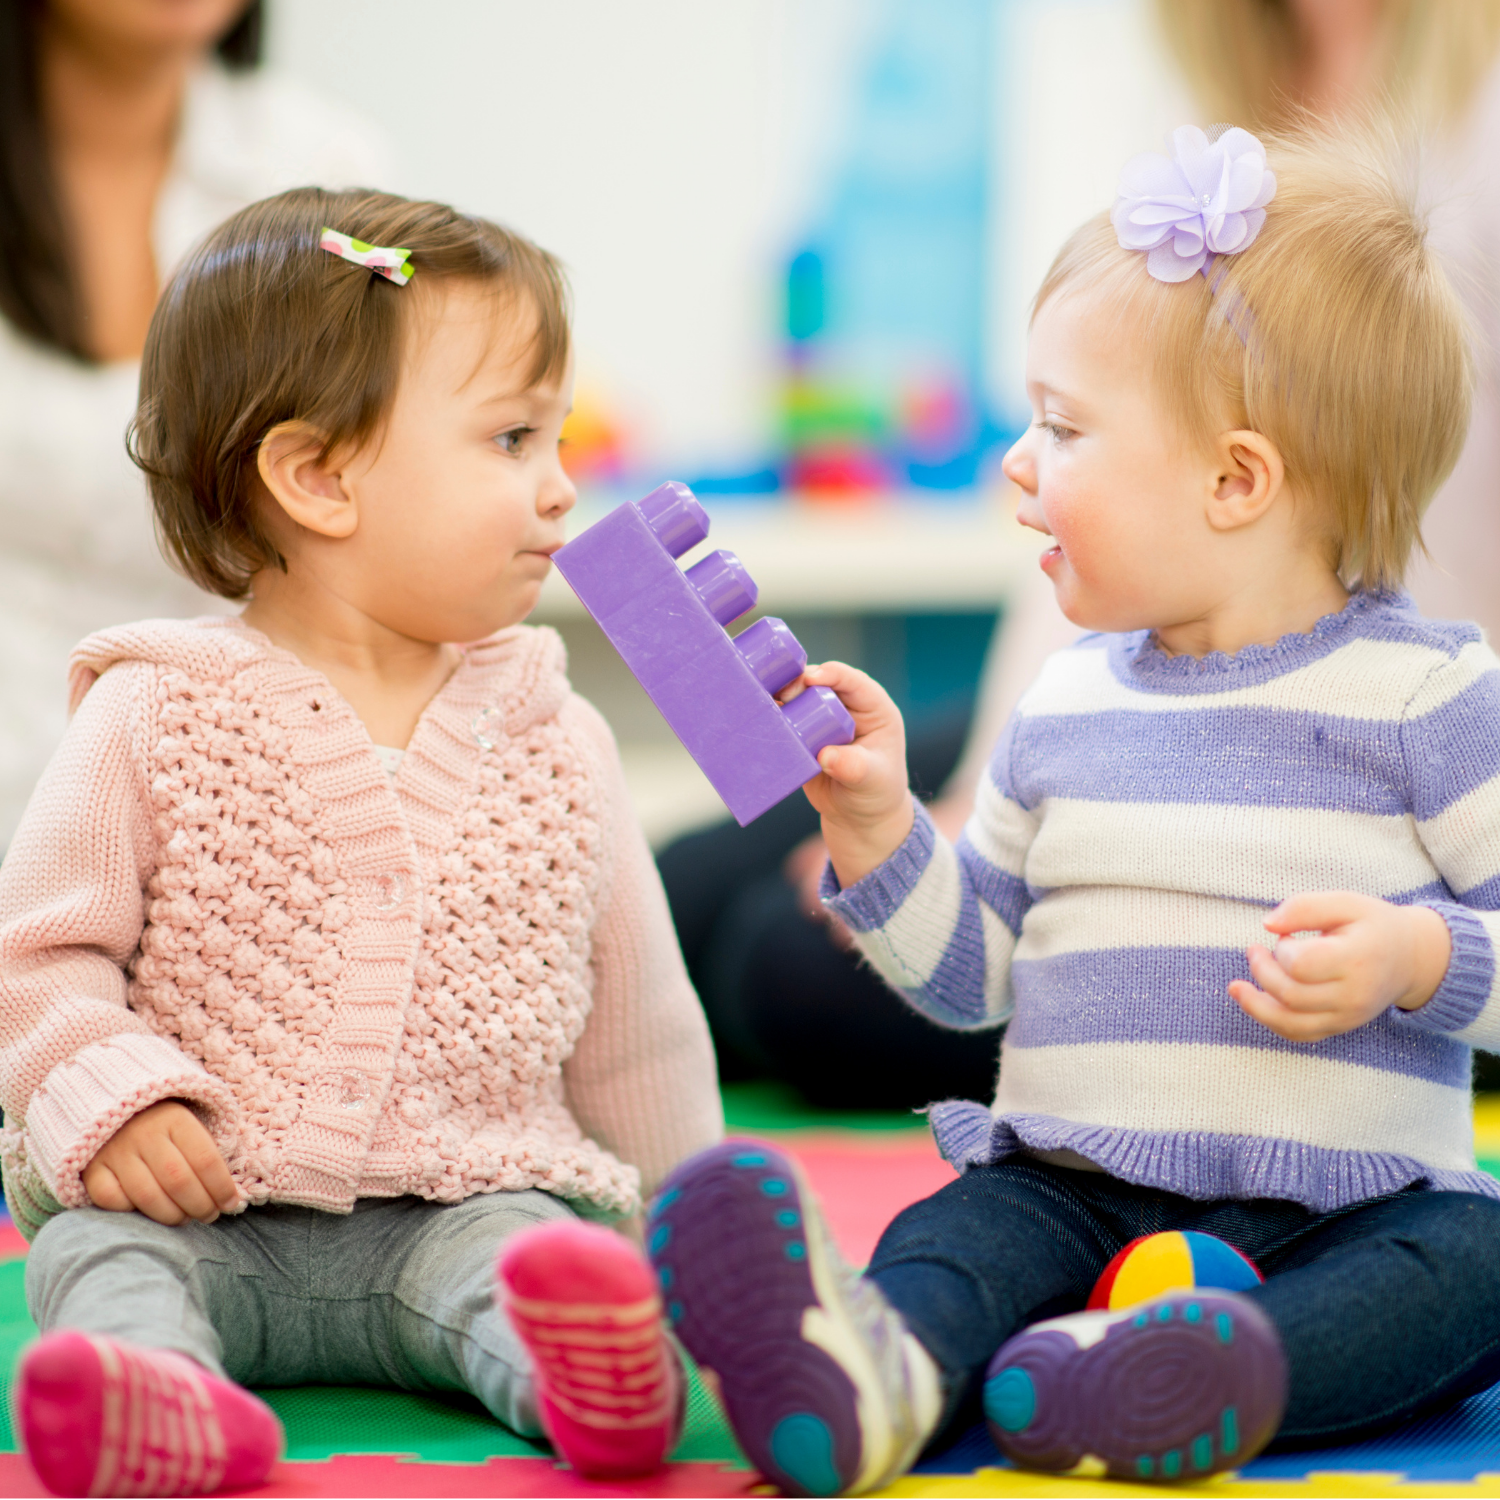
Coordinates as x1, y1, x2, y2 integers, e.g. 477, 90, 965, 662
0, 0, 264, 363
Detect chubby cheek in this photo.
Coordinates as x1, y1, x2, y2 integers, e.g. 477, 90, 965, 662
1043, 482, 1113, 578
1041, 479, 1159, 625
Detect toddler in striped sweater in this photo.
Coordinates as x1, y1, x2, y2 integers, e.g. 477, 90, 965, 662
645, 125, 1500, 1493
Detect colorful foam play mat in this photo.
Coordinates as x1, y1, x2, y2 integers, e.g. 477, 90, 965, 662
2, 1086, 1498, 1497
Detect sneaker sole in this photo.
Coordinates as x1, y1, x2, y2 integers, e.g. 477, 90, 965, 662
984, 1292, 1287, 1481
647, 1141, 878, 1497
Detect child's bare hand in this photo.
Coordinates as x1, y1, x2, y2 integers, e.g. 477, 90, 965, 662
82, 1100, 240, 1227
1228, 893, 1451, 1042
792, 661, 914, 889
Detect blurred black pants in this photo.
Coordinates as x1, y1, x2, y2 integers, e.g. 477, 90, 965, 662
657, 713, 1001, 1110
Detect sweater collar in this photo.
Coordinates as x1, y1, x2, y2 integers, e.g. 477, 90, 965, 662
1106, 588, 1413, 695
69, 615, 570, 737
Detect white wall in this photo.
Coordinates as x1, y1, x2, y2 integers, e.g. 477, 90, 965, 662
268, 0, 1193, 467
989, 0, 1192, 423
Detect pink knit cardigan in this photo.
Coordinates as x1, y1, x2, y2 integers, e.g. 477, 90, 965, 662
0, 617, 722, 1239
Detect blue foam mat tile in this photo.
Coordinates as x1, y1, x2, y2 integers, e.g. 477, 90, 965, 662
1241, 1382, 1500, 1482
912, 1381, 1500, 1481
912, 1422, 1011, 1475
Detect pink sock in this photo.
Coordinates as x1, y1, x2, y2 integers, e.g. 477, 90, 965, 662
498, 1219, 682, 1479
17, 1330, 282, 1498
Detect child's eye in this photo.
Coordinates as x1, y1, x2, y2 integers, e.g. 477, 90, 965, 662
1034, 420, 1076, 445
493, 426, 534, 456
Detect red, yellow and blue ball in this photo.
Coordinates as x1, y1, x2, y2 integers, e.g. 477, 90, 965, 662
1087, 1230, 1262, 1311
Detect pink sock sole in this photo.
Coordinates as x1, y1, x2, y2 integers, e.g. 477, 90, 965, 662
499, 1219, 682, 1479
17, 1331, 282, 1498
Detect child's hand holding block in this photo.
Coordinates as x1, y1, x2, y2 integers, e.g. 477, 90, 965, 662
553, 482, 855, 825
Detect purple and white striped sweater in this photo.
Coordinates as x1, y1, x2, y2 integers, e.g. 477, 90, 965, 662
823, 591, 1500, 1211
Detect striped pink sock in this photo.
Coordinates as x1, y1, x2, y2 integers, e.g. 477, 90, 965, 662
17, 1331, 282, 1498
498, 1220, 682, 1479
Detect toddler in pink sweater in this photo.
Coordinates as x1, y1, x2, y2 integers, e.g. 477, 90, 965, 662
0, 189, 723, 1496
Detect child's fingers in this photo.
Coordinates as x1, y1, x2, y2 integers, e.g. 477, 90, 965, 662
81, 1162, 131, 1213
140, 1136, 222, 1223
1229, 979, 1345, 1042
169, 1112, 240, 1212
1262, 891, 1368, 936
802, 661, 897, 723
1244, 945, 1342, 1013
108, 1153, 189, 1227
815, 741, 871, 788
1270, 934, 1347, 985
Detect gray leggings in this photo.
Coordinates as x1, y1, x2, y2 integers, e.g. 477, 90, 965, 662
25, 1190, 577, 1437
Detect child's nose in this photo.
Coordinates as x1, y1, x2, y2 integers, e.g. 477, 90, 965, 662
1001, 435, 1036, 493
540, 457, 578, 518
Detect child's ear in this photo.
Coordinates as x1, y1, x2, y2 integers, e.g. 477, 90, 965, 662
257, 422, 357, 539
1207, 429, 1285, 532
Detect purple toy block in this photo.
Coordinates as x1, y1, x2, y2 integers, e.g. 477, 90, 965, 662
553, 481, 856, 825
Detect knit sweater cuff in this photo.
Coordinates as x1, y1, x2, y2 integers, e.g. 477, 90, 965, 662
1391, 903, 1493, 1035
820, 799, 934, 934
26, 1033, 240, 1208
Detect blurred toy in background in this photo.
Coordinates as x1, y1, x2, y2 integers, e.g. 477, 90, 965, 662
1087, 1231, 1264, 1311
559, 382, 632, 486
692, 0, 1017, 504
553, 482, 856, 824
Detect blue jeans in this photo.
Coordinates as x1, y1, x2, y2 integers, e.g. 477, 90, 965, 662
866, 1160, 1500, 1448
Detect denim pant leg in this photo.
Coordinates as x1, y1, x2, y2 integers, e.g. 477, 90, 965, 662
865, 1161, 1123, 1431
1246, 1189, 1500, 1446
26, 1207, 243, 1379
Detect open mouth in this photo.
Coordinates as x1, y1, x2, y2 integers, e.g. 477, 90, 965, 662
1040, 545, 1064, 571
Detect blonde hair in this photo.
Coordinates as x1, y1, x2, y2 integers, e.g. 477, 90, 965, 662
1035, 126, 1472, 589
1155, 0, 1500, 131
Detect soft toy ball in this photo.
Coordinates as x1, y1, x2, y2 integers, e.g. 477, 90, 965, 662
1087, 1230, 1262, 1311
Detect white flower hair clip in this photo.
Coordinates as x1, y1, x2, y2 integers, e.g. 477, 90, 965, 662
1112, 125, 1277, 284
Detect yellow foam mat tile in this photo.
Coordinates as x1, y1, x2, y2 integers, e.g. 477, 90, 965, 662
873, 1470, 1500, 1497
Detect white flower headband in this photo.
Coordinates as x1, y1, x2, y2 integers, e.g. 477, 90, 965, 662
1112, 125, 1275, 339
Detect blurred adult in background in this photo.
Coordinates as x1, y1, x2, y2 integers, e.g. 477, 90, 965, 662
0, 0, 387, 846
1158, 0, 1500, 646
660, 0, 1500, 1110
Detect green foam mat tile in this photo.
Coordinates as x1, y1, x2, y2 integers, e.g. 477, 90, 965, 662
720, 1078, 928, 1134
0, 1261, 32, 1452
262, 1386, 548, 1463
0, 1251, 744, 1468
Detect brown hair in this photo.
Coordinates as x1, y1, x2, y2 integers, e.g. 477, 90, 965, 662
1034, 124, 1472, 589
131, 186, 571, 599
1154, 0, 1500, 132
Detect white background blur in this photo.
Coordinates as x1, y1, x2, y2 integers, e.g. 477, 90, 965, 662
267, 0, 1192, 480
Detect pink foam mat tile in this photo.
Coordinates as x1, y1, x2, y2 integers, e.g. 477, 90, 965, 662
0, 1452, 763, 1498
777, 1132, 956, 1265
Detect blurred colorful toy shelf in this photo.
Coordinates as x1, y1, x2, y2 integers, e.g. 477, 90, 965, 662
1, 1093, 1498, 1497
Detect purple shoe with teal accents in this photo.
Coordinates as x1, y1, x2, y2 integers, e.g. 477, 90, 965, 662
646, 1140, 940, 1497
983, 1291, 1288, 1481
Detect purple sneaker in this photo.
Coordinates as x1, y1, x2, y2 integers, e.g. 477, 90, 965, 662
647, 1140, 939, 1497
984, 1291, 1288, 1481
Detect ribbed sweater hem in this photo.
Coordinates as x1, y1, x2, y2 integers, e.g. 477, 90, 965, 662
26, 1033, 240, 1209
820, 800, 935, 932
1397, 903, 1494, 1033
927, 1099, 1500, 1214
